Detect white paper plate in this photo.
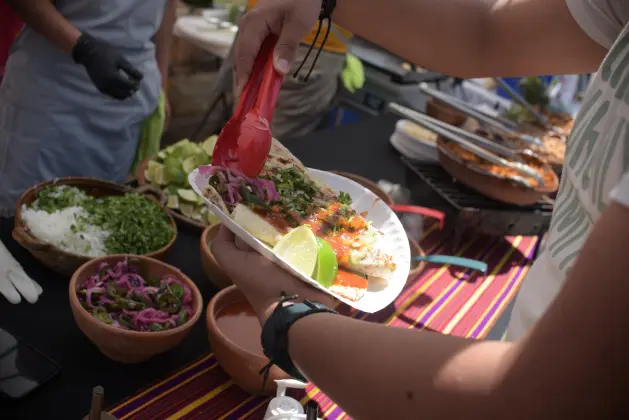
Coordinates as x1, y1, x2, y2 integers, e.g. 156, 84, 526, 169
189, 167, 410, 313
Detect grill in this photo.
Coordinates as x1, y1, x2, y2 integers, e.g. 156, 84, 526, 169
402, 157, 553, 251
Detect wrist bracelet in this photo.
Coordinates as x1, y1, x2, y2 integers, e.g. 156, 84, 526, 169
259, 294, 337, 388
293, 0, 339, 82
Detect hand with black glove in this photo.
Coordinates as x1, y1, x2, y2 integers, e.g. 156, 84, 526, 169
72, 33, 144, 100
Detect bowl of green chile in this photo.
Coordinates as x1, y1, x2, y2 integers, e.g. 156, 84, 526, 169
69, 255, 203, 363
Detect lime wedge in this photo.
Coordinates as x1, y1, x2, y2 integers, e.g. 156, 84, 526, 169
179, 203, 195, 218
182, 156, 198, 174
313, 238, 338, 288
166, 194, 180, 209
273, 226, 318, 277
201, 135, 218, 156
177, 188, 199, 203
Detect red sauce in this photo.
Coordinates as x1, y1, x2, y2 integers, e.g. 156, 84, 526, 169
333, 270, 368, 290
304, 202, 369, 264
216, 302, 263, 356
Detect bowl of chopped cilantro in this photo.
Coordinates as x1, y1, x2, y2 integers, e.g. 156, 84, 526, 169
69, 255, 202, 363
13, 177, 177, 276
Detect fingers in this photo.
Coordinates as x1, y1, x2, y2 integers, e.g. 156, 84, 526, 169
273, 16, 307, 74
234, 9, 269, 96
118, 58, 144, 82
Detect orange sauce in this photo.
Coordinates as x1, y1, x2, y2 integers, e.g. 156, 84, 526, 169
216, 302, 263, 356
305, 202, 368, 264
334, 270, 368, 290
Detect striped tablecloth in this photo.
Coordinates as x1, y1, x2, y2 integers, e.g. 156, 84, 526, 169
110, 224, 539, 420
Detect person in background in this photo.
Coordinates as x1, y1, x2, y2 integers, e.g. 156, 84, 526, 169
0, 2, 23, 84
0, 0, 178, 218
214, 0, 628, 418
242, 0, 353, 139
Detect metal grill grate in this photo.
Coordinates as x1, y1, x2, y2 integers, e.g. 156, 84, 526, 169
402, 157, 554, 239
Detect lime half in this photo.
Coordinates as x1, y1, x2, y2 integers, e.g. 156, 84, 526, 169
313, 238, 338, 288
273, 226, 318, 277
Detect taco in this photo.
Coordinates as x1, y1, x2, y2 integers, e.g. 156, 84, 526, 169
202, 139, 396, 301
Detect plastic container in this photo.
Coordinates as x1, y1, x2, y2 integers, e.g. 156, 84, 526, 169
389, 119, 439, 163
264, 379, 323, 420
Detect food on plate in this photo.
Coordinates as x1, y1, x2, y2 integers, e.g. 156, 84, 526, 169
199, 140, 397, 301
77, 258, 194, 332
21, 186, 175, 256
439, 138, 556, 189
144, 137, 220, 225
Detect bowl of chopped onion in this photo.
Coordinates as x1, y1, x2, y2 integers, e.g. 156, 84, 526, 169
69, 255, 203, 363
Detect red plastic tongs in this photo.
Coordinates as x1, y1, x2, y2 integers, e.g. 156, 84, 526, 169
212, 35, 284, 178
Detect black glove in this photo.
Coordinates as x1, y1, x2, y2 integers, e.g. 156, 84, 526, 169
72, 33, 144, 100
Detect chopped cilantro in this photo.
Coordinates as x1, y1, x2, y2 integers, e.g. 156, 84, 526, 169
339, 192, 352, 205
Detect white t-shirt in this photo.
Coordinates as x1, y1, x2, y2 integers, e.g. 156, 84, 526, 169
506, 0, 629, 340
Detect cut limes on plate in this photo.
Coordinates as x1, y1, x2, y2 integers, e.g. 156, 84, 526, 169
313, 237, 338, 288
272, 226, 318, 277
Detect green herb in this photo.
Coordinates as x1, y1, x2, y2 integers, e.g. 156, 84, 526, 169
264, 167, 320, 218
339, 192, 352, 205
30, 186, 175, 255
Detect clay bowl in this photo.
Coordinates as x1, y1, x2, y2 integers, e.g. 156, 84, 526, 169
330, 171, 394, 206
69, 255, 203, 363
200, 223, 232, 289
136, 157, 207, 231
426, 98, 467, 127
407, 238, 426, 288
207, 286, 291, 395
13, 177, 177, 277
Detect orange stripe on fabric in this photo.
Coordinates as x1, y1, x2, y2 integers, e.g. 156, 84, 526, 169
120, 362, 219, 420
164, 381, 234, 420
406, 238, 505, 330
441, 236, 524, 335
465, 238, 538, 338
112, 354, 213, 412
386, 237, 477, 324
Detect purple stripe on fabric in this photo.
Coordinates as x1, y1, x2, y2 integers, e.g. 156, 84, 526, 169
412, 241, 496, 326
470, 239, 538, 337
111, 355, 216, 417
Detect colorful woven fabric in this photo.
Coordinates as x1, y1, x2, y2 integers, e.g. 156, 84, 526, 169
110, 225, 539, 420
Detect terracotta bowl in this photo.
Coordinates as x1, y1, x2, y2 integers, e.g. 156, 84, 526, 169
69, 255, 203, 363
426, 98, 467, 127
330, 171, 394, 206
407, 238, 427, 288
13, 177, 177, 277
207, 286, 291, 395
200, 223, 232, 289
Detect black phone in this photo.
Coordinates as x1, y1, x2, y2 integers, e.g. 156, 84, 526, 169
0, 327, 60, 399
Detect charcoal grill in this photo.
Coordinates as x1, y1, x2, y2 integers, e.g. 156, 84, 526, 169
402, 157, 553, 255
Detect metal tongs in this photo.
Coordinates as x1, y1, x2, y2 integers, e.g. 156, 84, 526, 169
212, 36, 284, 177
494, 77, 568, 140
388, 103, 545, 187
419, 83, 543, 146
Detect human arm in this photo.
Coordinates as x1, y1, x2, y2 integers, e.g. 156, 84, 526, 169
154, 0, 178, 90
154, 0, 178, 126
4, 0, 80, 53
235, 0, 610, 89
213, 199, 627, 419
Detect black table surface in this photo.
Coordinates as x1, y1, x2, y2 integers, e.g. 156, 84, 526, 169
0, 114, 404, 419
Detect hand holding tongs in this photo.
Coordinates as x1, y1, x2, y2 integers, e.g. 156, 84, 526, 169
212, 36, 284, 177
419, 83, 543, 146
388, 103, 545, 187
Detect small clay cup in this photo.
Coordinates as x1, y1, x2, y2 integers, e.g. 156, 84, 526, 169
206, 286, 291, 395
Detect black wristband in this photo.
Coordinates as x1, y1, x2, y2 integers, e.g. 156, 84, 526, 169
260, 295, 337, 384
320, 0, 337, 19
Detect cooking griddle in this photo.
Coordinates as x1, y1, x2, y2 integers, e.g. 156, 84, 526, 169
401, 157, 553, 253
